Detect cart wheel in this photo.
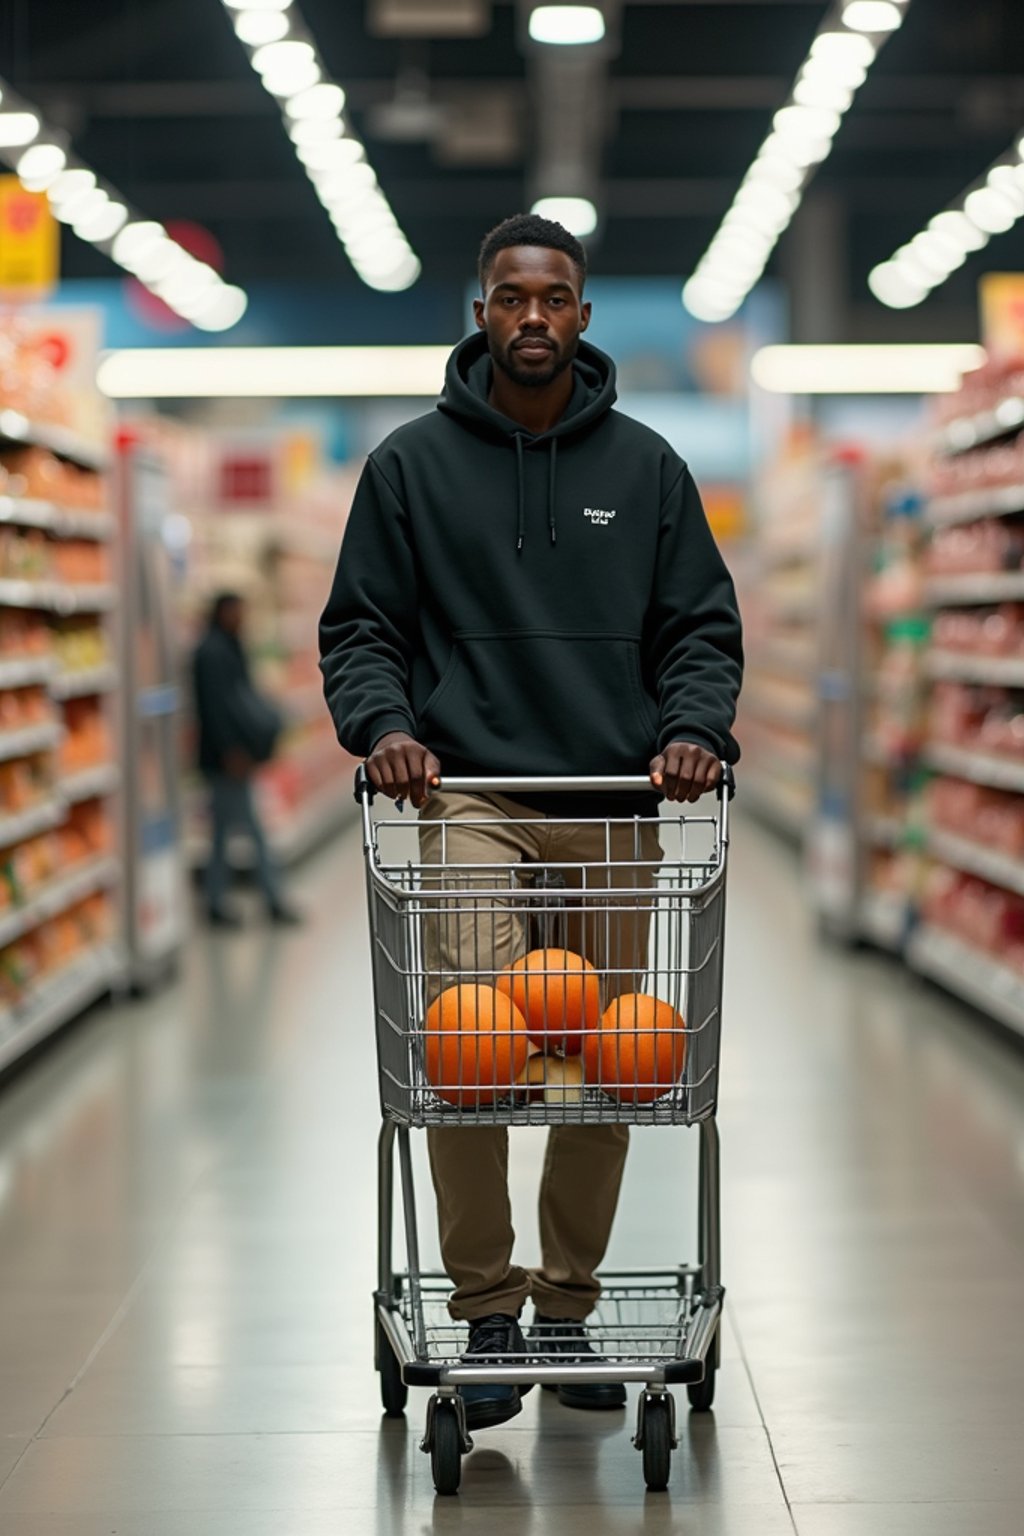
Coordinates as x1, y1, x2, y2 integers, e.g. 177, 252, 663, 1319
641, 1395, 673, 1492
376, 1318, 407, 1417
430, 1401, 463, 1496
687, 1335, 718, 1413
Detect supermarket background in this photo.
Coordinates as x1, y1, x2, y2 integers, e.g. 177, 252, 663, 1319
1, 0, 1024, 1529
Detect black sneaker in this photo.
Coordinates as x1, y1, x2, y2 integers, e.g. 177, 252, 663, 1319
459, 1312, 527, 1430
528, 1314, 627, 1410
207, 906, 243, 929
268, 904, 304, 926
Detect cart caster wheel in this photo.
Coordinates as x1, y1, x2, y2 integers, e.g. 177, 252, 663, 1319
430, 1401, 463, 1496
634, 1391, 675, 1493
375, 1318, 407, 1417
641, 1395, 673, 1492
687, 1339, 718, 1413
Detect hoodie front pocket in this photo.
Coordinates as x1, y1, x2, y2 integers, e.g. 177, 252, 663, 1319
419, 631, 657, 776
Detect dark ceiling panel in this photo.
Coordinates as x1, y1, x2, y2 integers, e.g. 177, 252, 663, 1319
0, 0, 1019, 320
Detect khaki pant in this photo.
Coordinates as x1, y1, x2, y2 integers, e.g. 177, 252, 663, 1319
419, 791, 662, 1321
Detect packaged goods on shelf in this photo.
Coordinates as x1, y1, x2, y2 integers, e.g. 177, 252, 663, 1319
0, 314, 123, 1072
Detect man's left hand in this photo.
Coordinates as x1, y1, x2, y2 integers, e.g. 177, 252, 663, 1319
650, 742, 722, 802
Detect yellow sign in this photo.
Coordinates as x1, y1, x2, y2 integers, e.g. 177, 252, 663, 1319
0, 177, 58, 298
980, 273, 1024, 363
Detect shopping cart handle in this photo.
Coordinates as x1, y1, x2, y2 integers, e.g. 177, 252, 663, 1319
355, 761, 735, 803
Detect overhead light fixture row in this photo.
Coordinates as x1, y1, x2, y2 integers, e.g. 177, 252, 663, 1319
683, 0, 912, 324
0, 78, 247, 330
220, 1, 421, 292
751, 343, 985, 395
98, 344, 451, 398
869, 133, 1024, 309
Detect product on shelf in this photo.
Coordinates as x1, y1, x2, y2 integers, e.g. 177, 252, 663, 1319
929, 681, 1024, 761
0, 319, 74, 430
0, 752, 53, 822
58, 697, 113, 776
51, 617, 112, 674
0, 445, 106, 510
0, 610, 50, 659
929, 776, 1024, 855
922, 866, 1024, 976
59, 801, 114, 865
0, 685, 54, 731
926, 519, 1024, 576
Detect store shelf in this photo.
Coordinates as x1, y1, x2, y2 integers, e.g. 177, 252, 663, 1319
925, 572, 1024, 606
52, 666, 119, 701
927, 483, 1024, 528
271, 780, 356, 863
864, 814, 904, 848
926, 826, 1024, 900
0, 408, 109, 472
925, 651, 1024, 687
860, 890, 907, 951
740, 776, 809, 840
0, 944, 122, 1075
0, 656, 56, 690
0, 857, 120, 950
0, 497, 115, 541
741, 693, 815, 733
0, 579, 117, 614
936, 395, 1024, 456
60, 764, 121, 805
908, 923, 1024, 1040
756, 643, 815, 682
925, 742, 1024, 794
0, 721, 62, 764
0, 800, 64, 849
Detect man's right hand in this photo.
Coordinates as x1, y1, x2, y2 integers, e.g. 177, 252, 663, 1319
366, 732, 441, 809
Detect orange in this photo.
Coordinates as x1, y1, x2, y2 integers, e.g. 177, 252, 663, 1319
583, 993, 687, 1104
424, 984, 529, 1107
497, 948, 601, 1056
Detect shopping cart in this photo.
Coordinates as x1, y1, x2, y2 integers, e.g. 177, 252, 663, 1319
355, 766, 733, 1495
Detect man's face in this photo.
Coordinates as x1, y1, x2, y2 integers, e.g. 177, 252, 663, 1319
221, 599, 244, 637
473, 246, 591, 389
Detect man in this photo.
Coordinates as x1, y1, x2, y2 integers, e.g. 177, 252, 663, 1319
320, 214, 742, 1429
193, 592, 300, 928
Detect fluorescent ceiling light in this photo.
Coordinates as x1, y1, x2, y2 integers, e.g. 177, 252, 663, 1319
224, 0, 292, 9
871, 128, 1024, 307
221, 3, 416, 290
285, 82, 345, 119
287, 116, 342, 145
866, 262, 928, 309
683, 2, 910, 324
751, 343, 985, 395
17, 142, 66, 190
233, 8, 291, 44
98, 345, 450, 398
48, 167, 96, 204
0, 112, 40, 147
811, 30, 876, 67
531, 194, 598, 236
529, 6, 606, 46
189, 286, 250, 332
74, 200, 128, 242
0, 74, 246, 329
841, 1, 903, 32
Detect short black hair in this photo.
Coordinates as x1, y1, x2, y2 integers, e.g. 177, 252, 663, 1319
478, 213, 587, 293
210, 590, 243, 626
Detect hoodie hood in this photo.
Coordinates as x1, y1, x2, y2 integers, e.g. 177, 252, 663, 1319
437, 331, 618, 550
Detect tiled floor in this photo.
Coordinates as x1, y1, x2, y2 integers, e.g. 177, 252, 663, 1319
1, 810, 1023, 1532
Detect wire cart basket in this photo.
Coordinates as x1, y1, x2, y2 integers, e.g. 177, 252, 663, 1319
356, 765, 733, 1495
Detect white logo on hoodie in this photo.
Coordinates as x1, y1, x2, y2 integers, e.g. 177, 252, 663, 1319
583, 507, 616, 526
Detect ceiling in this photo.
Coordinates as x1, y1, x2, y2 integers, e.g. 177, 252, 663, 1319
4, 0, 1024, 337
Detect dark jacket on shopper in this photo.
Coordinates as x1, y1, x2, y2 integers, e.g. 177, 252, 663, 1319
193, 625, 282, 776
318, 332, 743, 795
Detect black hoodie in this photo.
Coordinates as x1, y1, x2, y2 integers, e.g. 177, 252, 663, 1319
319, 333, 743, 805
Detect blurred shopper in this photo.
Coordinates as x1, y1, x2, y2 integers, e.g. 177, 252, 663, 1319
320, 215, 742, 1428
193, 592, 301, 928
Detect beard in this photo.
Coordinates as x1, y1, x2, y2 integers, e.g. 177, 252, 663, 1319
492, 333, 579, 388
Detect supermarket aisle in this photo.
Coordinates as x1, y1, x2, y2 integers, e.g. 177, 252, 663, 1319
1, 811, 1024, 1533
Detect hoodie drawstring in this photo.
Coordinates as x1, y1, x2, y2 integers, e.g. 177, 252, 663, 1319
513, 433, 559, 552
514, 433, 526, 552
